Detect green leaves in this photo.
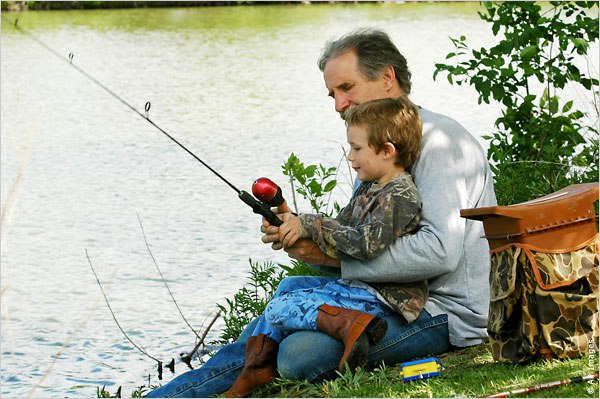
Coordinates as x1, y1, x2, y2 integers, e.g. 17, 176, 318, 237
520, 45, 537, 61
214, 259, 285, 345
282, 153, 340, 216
433, 1, 599, 205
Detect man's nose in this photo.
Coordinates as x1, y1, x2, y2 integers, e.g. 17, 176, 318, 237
335, 94, 351, 113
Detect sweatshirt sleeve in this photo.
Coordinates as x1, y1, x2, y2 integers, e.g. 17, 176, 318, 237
341, 119, 470, 282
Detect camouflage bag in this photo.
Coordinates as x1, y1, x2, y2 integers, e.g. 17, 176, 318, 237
487, 237, 598, 363
460, 183, 599, 363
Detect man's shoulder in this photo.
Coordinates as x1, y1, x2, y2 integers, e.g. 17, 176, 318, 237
419, 107, 468, 136
418, 107, 484, 153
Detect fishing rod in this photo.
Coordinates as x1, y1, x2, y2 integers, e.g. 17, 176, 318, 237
3, 16, 287, 226
483, 373, 598, 398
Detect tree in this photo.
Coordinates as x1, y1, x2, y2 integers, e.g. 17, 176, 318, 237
434, 1, 599, 205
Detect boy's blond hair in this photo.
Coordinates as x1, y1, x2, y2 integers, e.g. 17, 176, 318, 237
344, 97, 422, 168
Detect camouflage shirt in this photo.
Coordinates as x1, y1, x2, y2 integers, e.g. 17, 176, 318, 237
299, 172, 428, 323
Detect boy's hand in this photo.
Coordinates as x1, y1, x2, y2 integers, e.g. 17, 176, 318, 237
260, 201, 291, 250
279, 215, 301, 248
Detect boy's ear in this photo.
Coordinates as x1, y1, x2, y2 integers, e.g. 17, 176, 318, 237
383, 142, 397, 159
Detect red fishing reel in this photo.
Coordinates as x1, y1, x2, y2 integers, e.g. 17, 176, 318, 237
237, 177, 285, 227
252, 177, 284, 207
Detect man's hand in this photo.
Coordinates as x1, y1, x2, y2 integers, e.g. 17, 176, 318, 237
284, 238, 341, 267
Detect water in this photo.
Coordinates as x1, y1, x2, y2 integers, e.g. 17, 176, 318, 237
1, 3, 596, 398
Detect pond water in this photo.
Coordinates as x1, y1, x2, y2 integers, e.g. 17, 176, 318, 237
1, 3, 596, 398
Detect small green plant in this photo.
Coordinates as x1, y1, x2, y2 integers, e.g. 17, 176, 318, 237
282, 153, 341, 216
131, 384, 150, 397
96, 385, 112, 398
95, 384, 151, 398
434, 1, 599, 205
213, 259, 286, 345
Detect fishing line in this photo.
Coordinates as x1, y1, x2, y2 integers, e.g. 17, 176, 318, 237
85, 249, 173, 379
3, 15, 284, 226
136, 213, 200, 341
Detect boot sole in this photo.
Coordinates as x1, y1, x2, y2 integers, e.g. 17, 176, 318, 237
365, 317, 388, 345
341, 317, 388, 372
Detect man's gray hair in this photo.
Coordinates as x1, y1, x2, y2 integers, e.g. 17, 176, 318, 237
317, 28, 412, 95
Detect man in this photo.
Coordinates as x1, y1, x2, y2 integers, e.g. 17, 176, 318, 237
148, 28, 496, 398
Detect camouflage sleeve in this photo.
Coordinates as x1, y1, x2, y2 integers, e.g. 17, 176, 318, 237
299, 214, 340, 259
304, 177, 421, 261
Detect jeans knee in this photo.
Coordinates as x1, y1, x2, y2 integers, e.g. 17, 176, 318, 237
277, 331, 343, 381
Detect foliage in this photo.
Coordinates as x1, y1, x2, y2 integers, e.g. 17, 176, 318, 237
3, 1, 271, 11
96, 384, 154, 398
96, 385, 112, 398
213, 259, 286, 345
282, 153, 341, 216
434, 1, 599, 205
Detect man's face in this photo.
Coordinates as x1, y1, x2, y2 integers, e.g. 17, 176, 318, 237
323, 50, 391, 119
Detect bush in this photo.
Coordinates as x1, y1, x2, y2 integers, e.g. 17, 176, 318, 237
434, 1, 599, 205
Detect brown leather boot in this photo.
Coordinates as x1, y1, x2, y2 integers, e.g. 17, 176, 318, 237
224, 334, 279, 397
316, 304, 388, 372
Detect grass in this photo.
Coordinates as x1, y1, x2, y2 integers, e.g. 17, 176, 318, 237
250, 344, 598, 398
95, 343, 597, 397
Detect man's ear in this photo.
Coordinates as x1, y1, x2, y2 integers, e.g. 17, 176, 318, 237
383, 142, 397, 159
382, 66, 396, 91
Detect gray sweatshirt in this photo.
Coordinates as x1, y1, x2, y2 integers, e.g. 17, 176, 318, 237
341, 108, 497, 347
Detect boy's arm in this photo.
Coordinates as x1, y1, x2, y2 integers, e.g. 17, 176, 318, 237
302, 186, 420, 261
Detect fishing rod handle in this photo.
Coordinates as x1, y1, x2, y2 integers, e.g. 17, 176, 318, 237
238, 191, 283, 227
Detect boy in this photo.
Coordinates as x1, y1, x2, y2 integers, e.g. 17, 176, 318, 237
226, 97, 427, 397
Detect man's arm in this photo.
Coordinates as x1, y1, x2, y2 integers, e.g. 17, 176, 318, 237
285, 238, 341, 267
261, 215, 341, 267
342, 127, 468, 283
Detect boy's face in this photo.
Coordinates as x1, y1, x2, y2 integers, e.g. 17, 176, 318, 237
347, 124, 390, 184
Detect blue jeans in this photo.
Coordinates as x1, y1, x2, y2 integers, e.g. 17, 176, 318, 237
146, 309, 450, 397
